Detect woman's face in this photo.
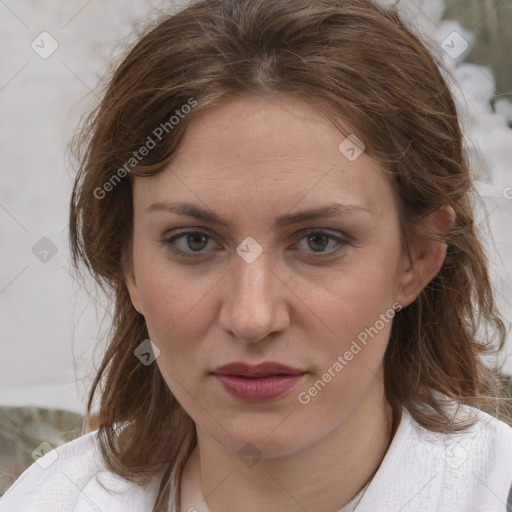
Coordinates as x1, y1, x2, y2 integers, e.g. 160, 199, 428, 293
126, 95, 413, 458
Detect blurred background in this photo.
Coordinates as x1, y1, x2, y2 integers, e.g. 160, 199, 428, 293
0, 0, 511, 495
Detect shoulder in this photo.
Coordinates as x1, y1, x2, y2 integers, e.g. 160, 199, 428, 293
0, 429, 161, 512
357, 403, 512, 512
406, 402, 512, 476
0, 430, 102, 510
413, 402, 512, 453
442, 404, 512, 476
409, 403, 512, 510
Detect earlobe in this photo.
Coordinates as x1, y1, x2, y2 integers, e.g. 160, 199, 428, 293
396, 205, 455, 308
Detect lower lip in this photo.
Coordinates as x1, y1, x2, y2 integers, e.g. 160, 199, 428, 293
213, 374, 306, 401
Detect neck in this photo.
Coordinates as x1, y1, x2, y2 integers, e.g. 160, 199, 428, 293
181, 375, 398, 512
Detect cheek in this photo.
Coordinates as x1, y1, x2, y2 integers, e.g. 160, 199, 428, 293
133, 259, 218, 372
139, 276, 201, 334
294, 270, 396, 418
314, 281, 395, 382
133, 239, 199, 326
300, 255, 399, 342
136, 271, 212, 405
294, 240, 401, 390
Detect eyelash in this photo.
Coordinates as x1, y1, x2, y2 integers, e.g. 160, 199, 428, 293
161, 229, 349, 260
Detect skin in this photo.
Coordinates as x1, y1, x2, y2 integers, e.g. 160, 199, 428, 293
125, 95, 453, 512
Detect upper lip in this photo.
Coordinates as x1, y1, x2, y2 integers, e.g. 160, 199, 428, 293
212, 362, 305, 378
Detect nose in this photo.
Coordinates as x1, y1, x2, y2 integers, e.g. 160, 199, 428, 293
218, 250, 290, 343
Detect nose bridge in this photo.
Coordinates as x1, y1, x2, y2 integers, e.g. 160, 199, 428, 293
235, 250, 273, 299
219, 249, 286, 342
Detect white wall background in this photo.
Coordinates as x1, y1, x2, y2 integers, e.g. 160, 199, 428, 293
1, 0, 511, 415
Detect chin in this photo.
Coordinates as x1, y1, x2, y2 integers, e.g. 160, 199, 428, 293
213, 415, 310, 459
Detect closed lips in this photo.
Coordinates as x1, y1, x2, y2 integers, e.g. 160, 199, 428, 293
212, 362, 306, 378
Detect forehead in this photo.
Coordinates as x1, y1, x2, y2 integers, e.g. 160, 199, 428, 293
132, 95, 394, 218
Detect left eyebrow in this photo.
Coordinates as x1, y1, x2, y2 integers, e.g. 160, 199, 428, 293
274, 203, 371, 227
146, 200, 371, 227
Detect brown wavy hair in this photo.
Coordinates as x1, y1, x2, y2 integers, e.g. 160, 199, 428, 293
68, 0, 511, 509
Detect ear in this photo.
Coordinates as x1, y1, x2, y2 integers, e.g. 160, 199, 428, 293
396, 204, 455, 308
124, 260, 145, 316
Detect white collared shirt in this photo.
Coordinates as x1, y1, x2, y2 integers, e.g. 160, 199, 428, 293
1, 403, 511, 511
